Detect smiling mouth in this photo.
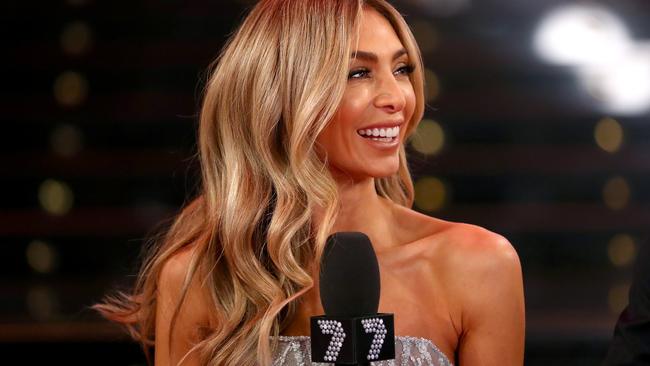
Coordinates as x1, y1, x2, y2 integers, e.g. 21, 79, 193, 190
356, 126, 400, 142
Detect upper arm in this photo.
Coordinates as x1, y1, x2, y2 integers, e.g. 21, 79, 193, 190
155, 247, 211, 366
451, 227, 525, 365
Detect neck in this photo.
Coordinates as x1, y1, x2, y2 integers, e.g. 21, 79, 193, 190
315, 173, 398, 253
284, 173, 401, 337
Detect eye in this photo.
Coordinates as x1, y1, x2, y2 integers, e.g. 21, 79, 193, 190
395, 64, 415, 76
348, 68, 370, 80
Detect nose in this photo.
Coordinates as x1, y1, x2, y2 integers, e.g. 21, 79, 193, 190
373, 72, 406, 113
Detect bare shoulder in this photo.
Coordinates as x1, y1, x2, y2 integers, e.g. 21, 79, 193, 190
393, 204, 522, 307
388, 205, 525, 362
155, 244, 214, 365
157, 244, 214, 333
390, 203, 520, 273
427, 221, 524, 333
431, 222, 525, 362
415, 219, 522, 292
438, 222, 520, 272
159, 244, 201, 296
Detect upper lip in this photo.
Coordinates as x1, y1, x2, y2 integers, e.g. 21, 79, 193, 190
356, 120, 404, 131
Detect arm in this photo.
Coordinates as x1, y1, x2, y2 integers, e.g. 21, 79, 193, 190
155, 247, 212, 366
452, 228, 525, 365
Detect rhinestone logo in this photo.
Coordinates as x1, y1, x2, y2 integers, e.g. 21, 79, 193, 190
317, 319, 346, 362
362, 318, 387, 360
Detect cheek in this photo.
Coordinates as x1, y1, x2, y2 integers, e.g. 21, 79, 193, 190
337, 89, 369, 124
320, 90, 369, 142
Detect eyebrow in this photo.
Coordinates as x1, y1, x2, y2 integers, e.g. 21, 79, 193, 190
350, 48, 408, 62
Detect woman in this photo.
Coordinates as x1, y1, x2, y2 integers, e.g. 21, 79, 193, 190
95, 0, 525, 365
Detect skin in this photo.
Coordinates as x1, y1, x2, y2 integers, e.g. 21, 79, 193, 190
155, 7, 525, 366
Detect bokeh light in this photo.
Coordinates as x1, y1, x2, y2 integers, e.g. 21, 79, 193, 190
602, 176, 630, 210
38, 179, 74, 216
608, 283, 631, 315
580, 44, 650, 115
424, 68, 440, 102
414, 176, 447, 212
533, 4, 631, 67
26, 286, 60, 321
53, 71, 88, 107
607, 234, 637, 268
594, 117, 624, 153
411, 119, 445, 155
26, 240, 59, 274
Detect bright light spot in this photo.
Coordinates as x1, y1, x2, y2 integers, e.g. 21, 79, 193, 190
38, 179, 74, 216
51, 124, 84, 157
26, 286, 60, 321
533, 4, 631, 67
26, 240, 59, 274
424, 68, 440, 102
53, 71, 88, 107
414, 176, 447, 212
410, 20, 439, 54
579, 44, 650, 115
603, 176, 630, 210
411, 119, 445, 155
594, 117, 624, 153
608, 234, 637, 267
60, 21, 93, 56
608, 283, 630, 315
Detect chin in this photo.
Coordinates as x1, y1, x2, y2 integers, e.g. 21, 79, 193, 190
330, 157, 400, 181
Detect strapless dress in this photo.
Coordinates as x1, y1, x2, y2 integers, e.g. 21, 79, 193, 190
272, 335, 453, 365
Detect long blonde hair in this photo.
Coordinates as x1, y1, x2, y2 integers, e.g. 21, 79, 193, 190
94, 0, 425, 365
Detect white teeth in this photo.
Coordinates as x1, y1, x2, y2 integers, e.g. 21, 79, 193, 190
357, 126, 400, 138
384, 127, 399, 138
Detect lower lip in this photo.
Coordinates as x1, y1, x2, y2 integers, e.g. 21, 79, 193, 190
358, 134, 401, 149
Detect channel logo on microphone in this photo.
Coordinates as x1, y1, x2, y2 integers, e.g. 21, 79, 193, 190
310, 313, 395, 363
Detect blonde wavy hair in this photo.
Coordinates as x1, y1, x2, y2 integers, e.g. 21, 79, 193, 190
95, 0, 425, 365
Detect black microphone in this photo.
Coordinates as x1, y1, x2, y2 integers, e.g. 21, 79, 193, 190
310, 232, 395, 365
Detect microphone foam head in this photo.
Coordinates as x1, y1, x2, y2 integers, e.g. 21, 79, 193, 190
319, 232, 380, 317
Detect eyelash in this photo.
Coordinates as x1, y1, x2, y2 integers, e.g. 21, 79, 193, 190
348, 64, 415, 80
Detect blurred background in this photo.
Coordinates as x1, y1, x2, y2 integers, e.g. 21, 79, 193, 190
3, 0, 649, 364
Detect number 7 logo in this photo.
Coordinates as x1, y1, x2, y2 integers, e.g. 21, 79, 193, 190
317, 319, 346, 362
362, 318, 387, 361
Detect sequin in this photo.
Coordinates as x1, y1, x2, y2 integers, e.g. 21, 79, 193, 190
272, 335, 453, 366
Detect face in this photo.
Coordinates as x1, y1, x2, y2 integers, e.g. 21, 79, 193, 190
316, 7, 416, 182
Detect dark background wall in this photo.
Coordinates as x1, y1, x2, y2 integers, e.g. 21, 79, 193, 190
3, 0, 649, 364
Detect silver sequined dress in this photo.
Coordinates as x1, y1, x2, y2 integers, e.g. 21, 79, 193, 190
272, 336, 453, 366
